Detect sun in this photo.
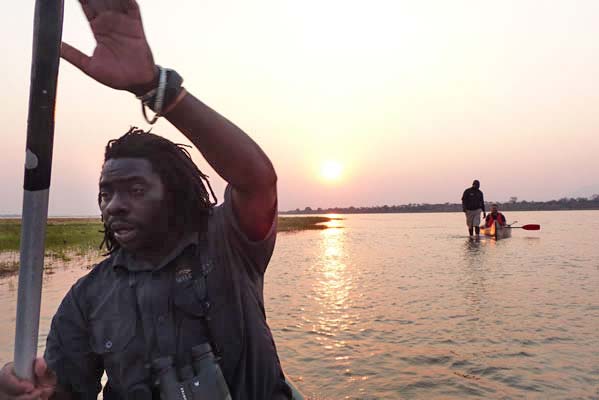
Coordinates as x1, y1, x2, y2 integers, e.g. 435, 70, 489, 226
320, 161, 343, 181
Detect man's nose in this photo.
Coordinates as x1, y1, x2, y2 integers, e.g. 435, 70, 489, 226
105, 192, 130, 215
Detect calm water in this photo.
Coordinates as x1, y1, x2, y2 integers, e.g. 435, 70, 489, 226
1, 211, 598, 399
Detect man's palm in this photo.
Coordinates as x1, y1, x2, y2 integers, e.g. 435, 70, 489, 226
62, 10, 155, 91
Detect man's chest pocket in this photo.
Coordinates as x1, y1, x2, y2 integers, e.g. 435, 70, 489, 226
90, 316, 140, 385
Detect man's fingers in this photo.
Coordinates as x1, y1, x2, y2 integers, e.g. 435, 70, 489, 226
115, 0, 134, 13
82, 0, 131, 15
33, 359, 57, 389
79, 0, 97, 21
125, 0, 139, 9
0, 364, 35, 395
15, 389, 45, 400
39, 386, 57, 400
61, 42, 91, 75
104, 0, 127, 13
87, 0, 110, 15
124, 0, 141, 19
32, 358, 47, 379
33, 358, 55, 384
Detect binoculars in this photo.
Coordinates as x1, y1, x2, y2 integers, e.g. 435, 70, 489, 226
152, 343, 232, 400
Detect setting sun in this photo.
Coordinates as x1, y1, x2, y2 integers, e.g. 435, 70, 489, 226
320, 161, 343, 181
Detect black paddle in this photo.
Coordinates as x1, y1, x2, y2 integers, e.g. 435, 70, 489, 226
14, 0, 64, 380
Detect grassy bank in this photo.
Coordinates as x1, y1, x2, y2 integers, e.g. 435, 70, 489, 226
0, 216, 339, 276
278, 216, 339, 232
0, 216, 338, 251
0, 218, 104, 253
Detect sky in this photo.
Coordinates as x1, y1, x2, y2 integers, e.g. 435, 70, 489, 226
1, 0, 598, 215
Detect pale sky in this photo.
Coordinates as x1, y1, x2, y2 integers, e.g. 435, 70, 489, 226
1, 0, 598, 215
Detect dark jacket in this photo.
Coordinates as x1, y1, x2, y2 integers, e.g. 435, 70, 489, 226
462, 187, 485, 212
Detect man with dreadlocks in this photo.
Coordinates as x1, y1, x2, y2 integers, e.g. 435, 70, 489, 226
0, 1, 292, 400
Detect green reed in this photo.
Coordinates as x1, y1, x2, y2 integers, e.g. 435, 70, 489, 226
0, 216, 338, 252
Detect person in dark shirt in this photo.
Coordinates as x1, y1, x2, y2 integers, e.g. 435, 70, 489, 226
0, 1, 291, 399
485, 204, 507, 228
461, 180, 486, 237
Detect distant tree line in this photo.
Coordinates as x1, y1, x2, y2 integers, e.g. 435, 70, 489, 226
282, 194, 599, 215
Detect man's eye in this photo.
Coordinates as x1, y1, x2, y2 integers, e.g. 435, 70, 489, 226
99, 191, 111, 199
131, 187, 145, 195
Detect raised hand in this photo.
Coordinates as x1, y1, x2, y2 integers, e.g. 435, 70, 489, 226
62, 0, 157, 93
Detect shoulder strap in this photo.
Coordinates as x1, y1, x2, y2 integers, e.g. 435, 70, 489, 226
128, 272, 154, 367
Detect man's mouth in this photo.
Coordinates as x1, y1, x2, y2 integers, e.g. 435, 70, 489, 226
110, 223, 138, 244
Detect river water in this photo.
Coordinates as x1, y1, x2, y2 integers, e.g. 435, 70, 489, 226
1, 211, 598, 399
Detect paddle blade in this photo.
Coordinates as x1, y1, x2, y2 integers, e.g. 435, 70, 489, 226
521, 224, 540, 230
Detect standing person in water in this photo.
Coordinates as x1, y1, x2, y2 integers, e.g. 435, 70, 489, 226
461, 180, 486, 237
485, 204, 507, 228
0, 0, 293, 399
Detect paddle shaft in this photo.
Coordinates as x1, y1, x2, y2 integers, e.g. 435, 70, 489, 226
14, 0, 64, 380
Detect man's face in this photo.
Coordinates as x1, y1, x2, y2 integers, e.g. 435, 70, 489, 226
491, 205, 498, 214
99, 158, 169, 254
472, 181, 480, 189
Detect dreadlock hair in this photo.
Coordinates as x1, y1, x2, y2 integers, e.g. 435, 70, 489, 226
99, 127, 217, 253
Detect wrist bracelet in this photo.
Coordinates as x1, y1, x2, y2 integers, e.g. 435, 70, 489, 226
161, 88, 188, 116
137, 66, 184, 124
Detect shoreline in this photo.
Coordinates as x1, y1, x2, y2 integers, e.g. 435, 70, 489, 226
280, 207, 599, 215
0, 216, 341, 276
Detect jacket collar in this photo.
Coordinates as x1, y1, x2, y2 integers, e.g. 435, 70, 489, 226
110, 232, 199, 272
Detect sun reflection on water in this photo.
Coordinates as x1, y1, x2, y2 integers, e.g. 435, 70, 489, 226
322, 214, 344, 229
310, 224, 355, 359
